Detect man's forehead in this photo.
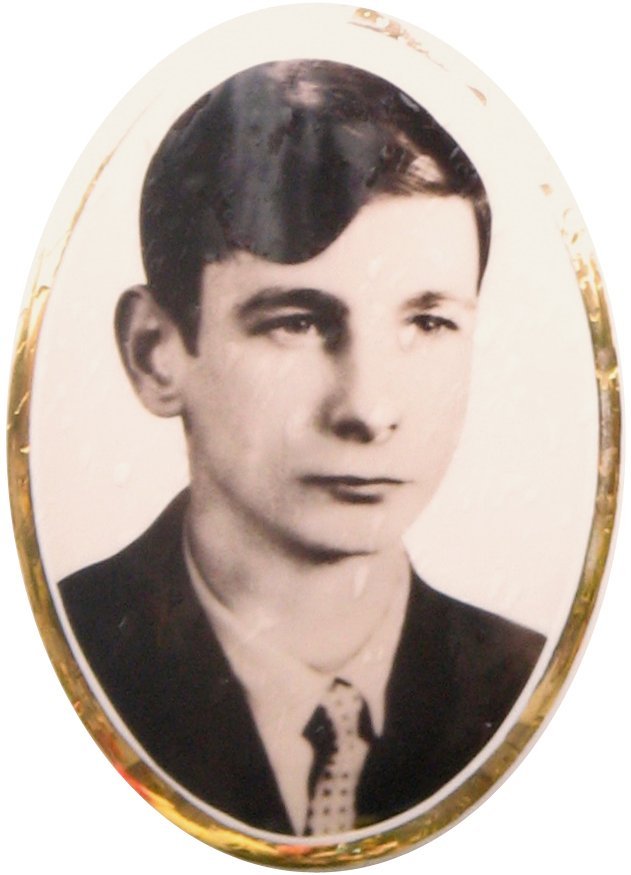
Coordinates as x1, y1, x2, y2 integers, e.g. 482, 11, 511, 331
199, 194, 480, 311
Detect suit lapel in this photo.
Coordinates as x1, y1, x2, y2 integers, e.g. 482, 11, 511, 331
355, 576, 456, 824
120, 493, 294, 833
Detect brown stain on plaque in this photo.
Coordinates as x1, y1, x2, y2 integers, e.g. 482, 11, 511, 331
468, 86, 487, 105
352, 8, 447, 69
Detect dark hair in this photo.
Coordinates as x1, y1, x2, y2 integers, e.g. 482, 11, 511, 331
141, 60, 491, 351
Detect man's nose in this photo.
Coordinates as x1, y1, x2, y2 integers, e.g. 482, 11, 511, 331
319, 341, 402, 444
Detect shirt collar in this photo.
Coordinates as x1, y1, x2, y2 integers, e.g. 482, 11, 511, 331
184, 538, 410, 739
185, 538, 410, 833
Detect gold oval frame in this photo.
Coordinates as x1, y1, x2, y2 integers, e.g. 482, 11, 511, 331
7, 6, 621, 869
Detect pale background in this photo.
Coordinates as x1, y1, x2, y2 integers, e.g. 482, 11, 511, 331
1, 1, 628, 873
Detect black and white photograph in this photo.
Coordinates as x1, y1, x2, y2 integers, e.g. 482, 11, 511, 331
56, 56, 548, 837
3, 2, 627, 872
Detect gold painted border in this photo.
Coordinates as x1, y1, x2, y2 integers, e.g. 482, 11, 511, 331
7, 9, 621, 870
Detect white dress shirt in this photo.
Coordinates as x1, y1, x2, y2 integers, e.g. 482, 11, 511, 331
185, 542, 410, 834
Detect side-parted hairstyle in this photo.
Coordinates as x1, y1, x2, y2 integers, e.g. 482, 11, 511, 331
141, 60, 491, 351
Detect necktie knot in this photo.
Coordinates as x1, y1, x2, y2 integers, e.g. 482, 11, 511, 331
302, 678, 374, 835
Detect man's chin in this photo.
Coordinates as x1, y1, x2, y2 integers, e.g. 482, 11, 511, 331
279, 523, 404, 566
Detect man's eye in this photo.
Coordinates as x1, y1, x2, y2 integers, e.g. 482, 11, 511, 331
251, 312, 327, 344
412, 314, 458, 333
273, 314, 318, 335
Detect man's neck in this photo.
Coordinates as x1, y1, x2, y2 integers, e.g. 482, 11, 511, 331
185, 499, 410, 673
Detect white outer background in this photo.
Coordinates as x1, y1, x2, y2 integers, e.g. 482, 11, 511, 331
1, 2, 627, 873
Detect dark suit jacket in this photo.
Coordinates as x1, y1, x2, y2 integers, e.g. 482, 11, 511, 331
60, 491, 545, 834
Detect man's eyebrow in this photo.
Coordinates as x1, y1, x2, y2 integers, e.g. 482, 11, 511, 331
235, 286, 348, 319
405, 291, 476, 310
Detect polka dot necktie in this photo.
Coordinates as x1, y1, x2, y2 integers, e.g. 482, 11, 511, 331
302, 678, 374, 835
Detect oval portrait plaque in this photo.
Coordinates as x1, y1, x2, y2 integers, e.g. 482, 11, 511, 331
7, 4, 620, 868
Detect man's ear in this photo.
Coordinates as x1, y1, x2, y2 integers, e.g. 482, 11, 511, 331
115, 286, 190, 418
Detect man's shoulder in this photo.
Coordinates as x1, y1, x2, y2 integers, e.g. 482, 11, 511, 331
424, 585, 545, 649
357, 575, 547, 822
61, 491, 188, 591
59, 491, 190, 656
403, 573, 546, 708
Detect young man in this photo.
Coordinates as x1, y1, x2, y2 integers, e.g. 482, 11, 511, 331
61, 60, 545, 836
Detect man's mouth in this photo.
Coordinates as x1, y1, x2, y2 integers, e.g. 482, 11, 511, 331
300, 475, 405, 504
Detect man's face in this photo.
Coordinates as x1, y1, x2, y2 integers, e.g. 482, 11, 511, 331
178, 194, 480, 558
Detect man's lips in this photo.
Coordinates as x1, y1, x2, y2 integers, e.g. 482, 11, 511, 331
301, 475, 405, 487
300, 475, 406, 504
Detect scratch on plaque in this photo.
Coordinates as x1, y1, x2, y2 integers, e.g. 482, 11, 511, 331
13, 391, 30, 418
351, 8, 447, 69
468, 86, 487, 105
51, 106, 151, 287
560, 210, 584, 248
54, 149, 119, 285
